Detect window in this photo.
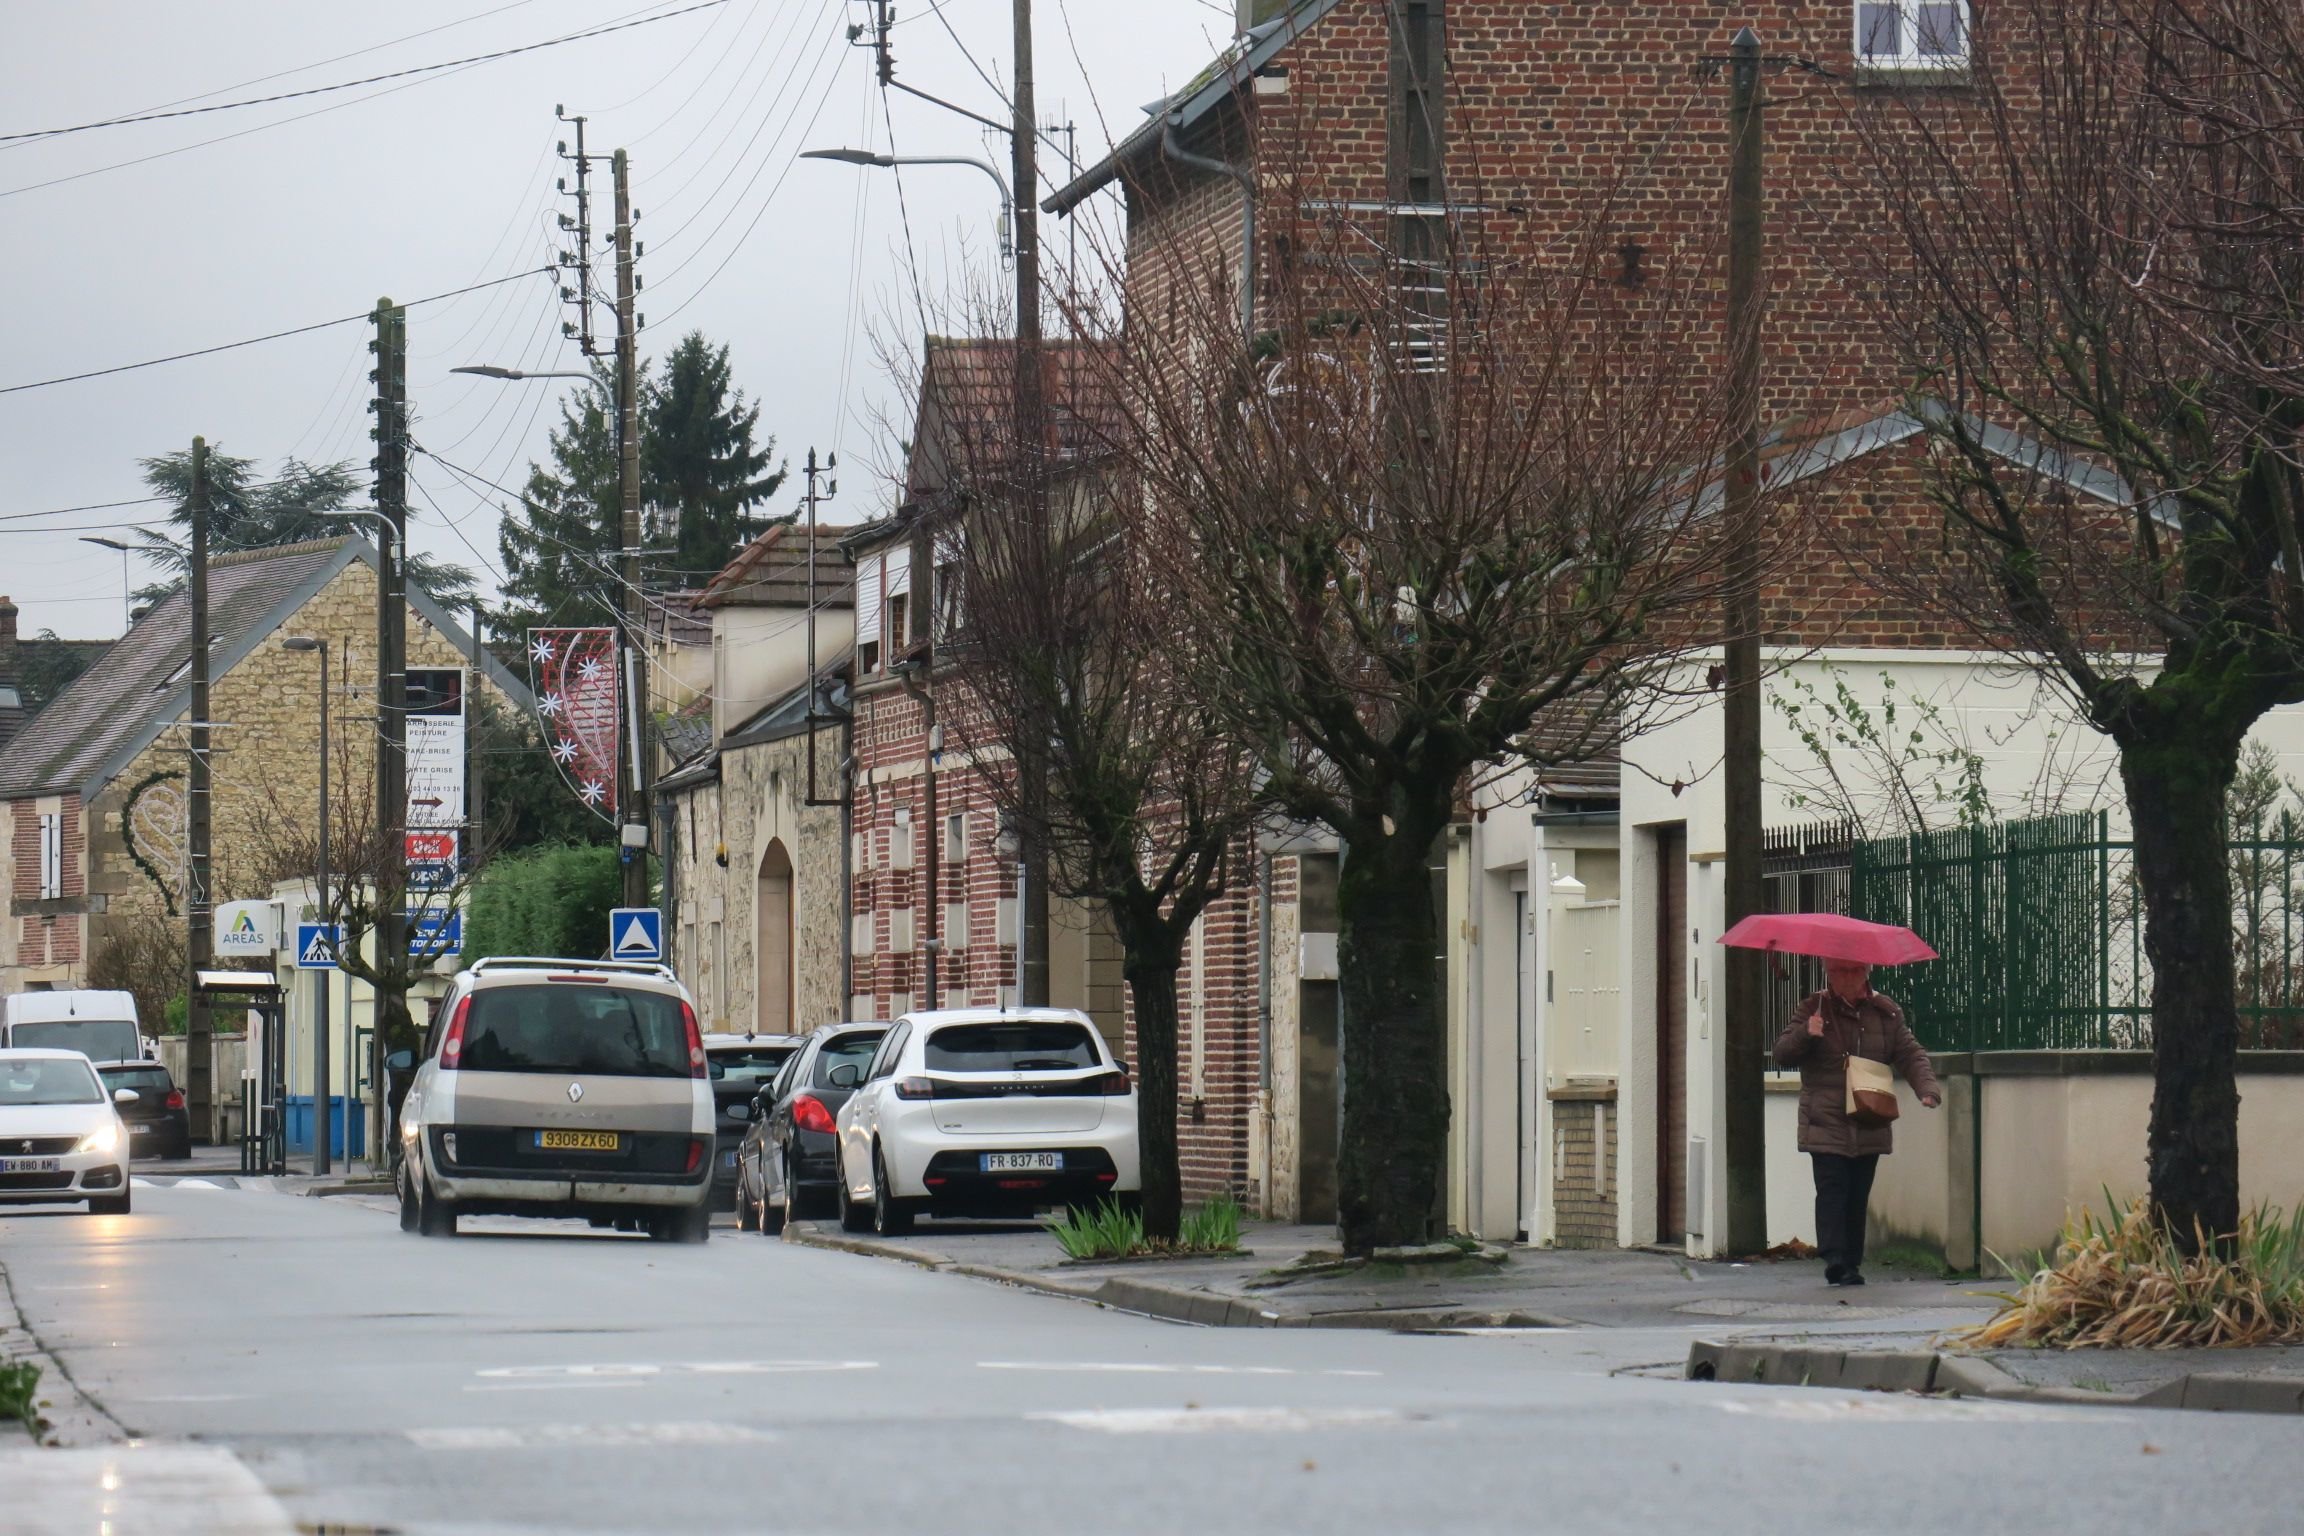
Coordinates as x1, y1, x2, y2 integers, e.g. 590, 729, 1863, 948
1856, 2, 1968, 69
856, 551, 885, 673
38, 812, 61, 900
814, 1029, 887, 1086
944, 812, 967, 863
887, 593, 910, 658
923, 1021, 1104, 1073
0, 1056, 102, 1106
457, 985, 691, 1078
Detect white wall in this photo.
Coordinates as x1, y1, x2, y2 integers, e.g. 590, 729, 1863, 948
712, 605, 853, 738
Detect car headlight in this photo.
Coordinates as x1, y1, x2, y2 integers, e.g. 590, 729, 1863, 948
77, 1121, 120, 1156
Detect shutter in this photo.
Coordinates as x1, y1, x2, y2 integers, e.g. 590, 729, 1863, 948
855, 552, 884, 649
885, 545, 911, 599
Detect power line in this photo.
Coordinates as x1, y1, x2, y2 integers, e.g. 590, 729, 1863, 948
0, 268, 553, 398
0, 1, 729, 144
0, 495, 170, 522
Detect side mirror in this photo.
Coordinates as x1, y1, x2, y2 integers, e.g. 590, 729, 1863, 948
828, 1063, 862, 1089
384, 1050, 415, 1073
727, 1100, 751, 1121
112, 1087, 140, 1105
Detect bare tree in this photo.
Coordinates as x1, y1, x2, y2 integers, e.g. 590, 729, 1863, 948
1098, 147, 1775, 1251
1848, 0, 2304, 1247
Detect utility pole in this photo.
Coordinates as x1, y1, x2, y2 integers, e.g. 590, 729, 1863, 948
1721, 26, 1769, 1259
613, 147, 651, 909
371, 297, 408, 1149
184, 437, 214, 1139
1012, 0, 1050, 1007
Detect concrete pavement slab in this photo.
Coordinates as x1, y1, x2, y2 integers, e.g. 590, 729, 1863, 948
0, 1443, 296, 1535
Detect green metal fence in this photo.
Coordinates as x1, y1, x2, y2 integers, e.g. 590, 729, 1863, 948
1849, 811, 2304, 1052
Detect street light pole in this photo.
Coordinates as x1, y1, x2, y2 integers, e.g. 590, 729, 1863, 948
801, 150, 1016, 264
79, 536, 133, 632
282, 637, 330, 1175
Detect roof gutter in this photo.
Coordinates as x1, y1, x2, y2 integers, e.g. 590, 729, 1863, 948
1161, 115, 1257, 339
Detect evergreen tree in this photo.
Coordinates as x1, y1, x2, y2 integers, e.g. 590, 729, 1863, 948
642, 332, 786, 579
493, 360, 622, 640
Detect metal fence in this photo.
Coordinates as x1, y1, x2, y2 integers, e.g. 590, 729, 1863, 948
1849, 811, 2304, 1052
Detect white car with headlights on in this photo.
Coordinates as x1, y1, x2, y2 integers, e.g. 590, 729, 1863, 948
0, 1048, 135, 1214
833, 1008, 1139, 1236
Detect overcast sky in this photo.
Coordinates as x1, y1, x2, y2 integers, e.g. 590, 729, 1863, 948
0, 0, 1228, 638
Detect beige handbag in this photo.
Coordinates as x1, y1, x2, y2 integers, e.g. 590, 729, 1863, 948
1845, 1053, 1900, 1127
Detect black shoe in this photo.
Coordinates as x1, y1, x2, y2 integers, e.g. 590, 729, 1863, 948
1838, 1270, 1866, 1287
1824, 1263, 1846, 1285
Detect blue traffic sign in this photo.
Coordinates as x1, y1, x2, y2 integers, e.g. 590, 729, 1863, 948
295, 923, 342, 970
609, 907, 664, 962
407, 909, 463, 957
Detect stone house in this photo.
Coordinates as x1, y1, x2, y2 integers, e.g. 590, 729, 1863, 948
657, 521, 854, 1036
0, 536, 530, 1012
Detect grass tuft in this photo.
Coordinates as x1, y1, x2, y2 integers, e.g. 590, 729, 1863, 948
0, 1360, 40, 1434
1951, 1197, 2304, 1350
1049, 1194, 1245, 1260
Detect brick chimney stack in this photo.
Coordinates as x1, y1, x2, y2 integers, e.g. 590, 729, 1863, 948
0, 594, 17, 668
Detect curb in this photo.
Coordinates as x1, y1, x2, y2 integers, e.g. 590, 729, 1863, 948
1684, 1339, 2304, 1416
782, 1224, 1573, 1330
0, 1261, 126, 1447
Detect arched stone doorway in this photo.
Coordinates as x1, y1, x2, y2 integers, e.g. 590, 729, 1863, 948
756, 840, 795, 1035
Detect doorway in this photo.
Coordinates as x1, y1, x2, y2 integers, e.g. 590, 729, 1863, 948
757, 840, 794, 1034
1655, 824, 1688, 1244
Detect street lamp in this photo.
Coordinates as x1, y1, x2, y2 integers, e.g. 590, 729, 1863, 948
802, 148, 1014, 266
79, 535, 134, 633
449, 366, 599, 383
280, 636, 332, 1176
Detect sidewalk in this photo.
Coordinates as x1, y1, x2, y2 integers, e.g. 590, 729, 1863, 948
785, 1217, 2304, 1414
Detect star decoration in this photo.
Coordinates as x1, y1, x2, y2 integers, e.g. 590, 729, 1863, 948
552, 738, 579, 763
579, 778, 606, 804
529, 635, 557, 663
576, 656, 605, 683
539, 691, 565, 718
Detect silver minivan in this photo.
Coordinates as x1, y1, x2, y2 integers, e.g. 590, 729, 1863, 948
394, 957, 715, 1241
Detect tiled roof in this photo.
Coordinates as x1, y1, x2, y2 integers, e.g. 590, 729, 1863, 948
696, 522, 857, 610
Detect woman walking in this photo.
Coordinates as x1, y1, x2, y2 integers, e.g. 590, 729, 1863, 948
1774, 959, 1941, 1286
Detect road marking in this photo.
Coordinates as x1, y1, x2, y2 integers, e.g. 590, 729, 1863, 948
1029, 1407, 1410, 1435
463, 1381, 647, 1394
407, 1421, 776, 1451
122, 1394, 250, 1404
980, 1362, 1381, 1378
474, 1360, 878, 1381
1713, 1396, 2094, 1424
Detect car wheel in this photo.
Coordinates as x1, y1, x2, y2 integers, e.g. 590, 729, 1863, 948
871, 1147, 915, 1237
836, 1149, 873, 1234
415, 1165, 457, 1237
735, 1171, 759, 1232
658, 1201, 710, 1244
779, 1155, 804, 1228
165, 1135, 192, 1162
89, 1184, 131, 1217
397, 1159, 420, 1233
759, 1161, 787, 1236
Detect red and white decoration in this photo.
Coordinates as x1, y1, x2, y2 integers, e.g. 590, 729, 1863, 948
528, 627, 621, 819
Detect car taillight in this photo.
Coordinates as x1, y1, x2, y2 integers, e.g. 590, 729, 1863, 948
791, 1094, 837, 1134
1093, 1069, 1131, 1096
893, 1076, 935, 1101
681, 1001, 706, 1079
164, 1089, 185, 1110
685, 1138, 705, 1174
439, 996, 472, 1069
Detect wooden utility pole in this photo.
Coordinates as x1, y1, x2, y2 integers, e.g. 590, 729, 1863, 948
1721, 26, 1769, 1258
613, 147, 651, 910
372, 297, 408, 1148
1012, 0, 1050, 1006
184, 436, 214, 1137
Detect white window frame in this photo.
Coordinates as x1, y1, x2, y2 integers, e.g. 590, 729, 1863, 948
1854, 1, 1970, 71
38, 812, 61, 900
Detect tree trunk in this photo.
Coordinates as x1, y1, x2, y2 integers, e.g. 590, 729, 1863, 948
375, 981, 419, 1175
1334, 822, 1447, 1254
1121, 953, 1185, 1244
2121, 729, 2244, 1251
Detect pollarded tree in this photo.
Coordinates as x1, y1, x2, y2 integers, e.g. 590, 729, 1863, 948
1105, 155, 1774, 1253
1848, 0, 2304, 1247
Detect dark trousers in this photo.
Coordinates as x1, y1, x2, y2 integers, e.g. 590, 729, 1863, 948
1811, 1152, 1880, 1272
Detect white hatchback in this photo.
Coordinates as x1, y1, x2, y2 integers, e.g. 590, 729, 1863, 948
834, 1008, 1140, 1236
0, 1048, 135, 1215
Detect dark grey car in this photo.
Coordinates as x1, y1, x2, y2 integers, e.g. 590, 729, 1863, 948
735, 1023, 885, 1235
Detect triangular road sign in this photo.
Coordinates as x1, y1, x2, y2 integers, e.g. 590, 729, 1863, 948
609, 907, 663, 961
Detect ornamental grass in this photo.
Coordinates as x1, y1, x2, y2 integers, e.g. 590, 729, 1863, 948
1952, 1197, 2304, 1351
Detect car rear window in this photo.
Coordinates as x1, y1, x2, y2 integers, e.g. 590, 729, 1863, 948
459, 985, 690, 1078
813, 1030, 886, 1086
99, 1066, 173, 1095
922, 1022, 1103, 1073
709, 1048, 793, 1087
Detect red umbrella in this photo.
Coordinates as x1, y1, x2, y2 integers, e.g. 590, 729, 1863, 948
1718, 912, 1938, 966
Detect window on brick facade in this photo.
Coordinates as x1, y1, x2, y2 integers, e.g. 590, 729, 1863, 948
944, 811, 966, 863
856, 550, 885, 673
1856, 2, 1968, 69
38, 813, 60, 900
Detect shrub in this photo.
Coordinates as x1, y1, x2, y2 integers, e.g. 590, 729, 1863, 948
1954, 1197, 2304, 1350
462, 842, 623, 963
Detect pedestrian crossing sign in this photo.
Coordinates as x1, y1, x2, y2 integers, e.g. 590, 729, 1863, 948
295, 923, 343, 970
609, 907, 664, 963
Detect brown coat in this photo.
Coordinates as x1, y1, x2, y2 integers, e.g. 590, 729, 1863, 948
1772, 987, 1941, 1157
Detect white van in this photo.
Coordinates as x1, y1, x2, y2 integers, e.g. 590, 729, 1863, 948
1, 990, 147, 1067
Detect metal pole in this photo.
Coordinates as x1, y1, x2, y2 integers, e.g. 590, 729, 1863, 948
314, 642, 331, 1176
1720, 26, 1769, 1258
186, 436, 215, 1140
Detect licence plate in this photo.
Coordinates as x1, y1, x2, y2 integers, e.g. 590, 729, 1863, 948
0, 1157, 61, 1173
981, 1152, 1063, 1172
723, 1149, 738, 1168
536, 1130, 620, 1152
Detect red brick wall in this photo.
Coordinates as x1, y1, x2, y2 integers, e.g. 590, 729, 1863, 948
10, 794, 84, 971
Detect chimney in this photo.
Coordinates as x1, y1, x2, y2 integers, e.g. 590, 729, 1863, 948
0, 595, 17, 663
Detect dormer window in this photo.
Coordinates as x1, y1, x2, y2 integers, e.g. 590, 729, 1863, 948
1856, 2, 1968, 71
